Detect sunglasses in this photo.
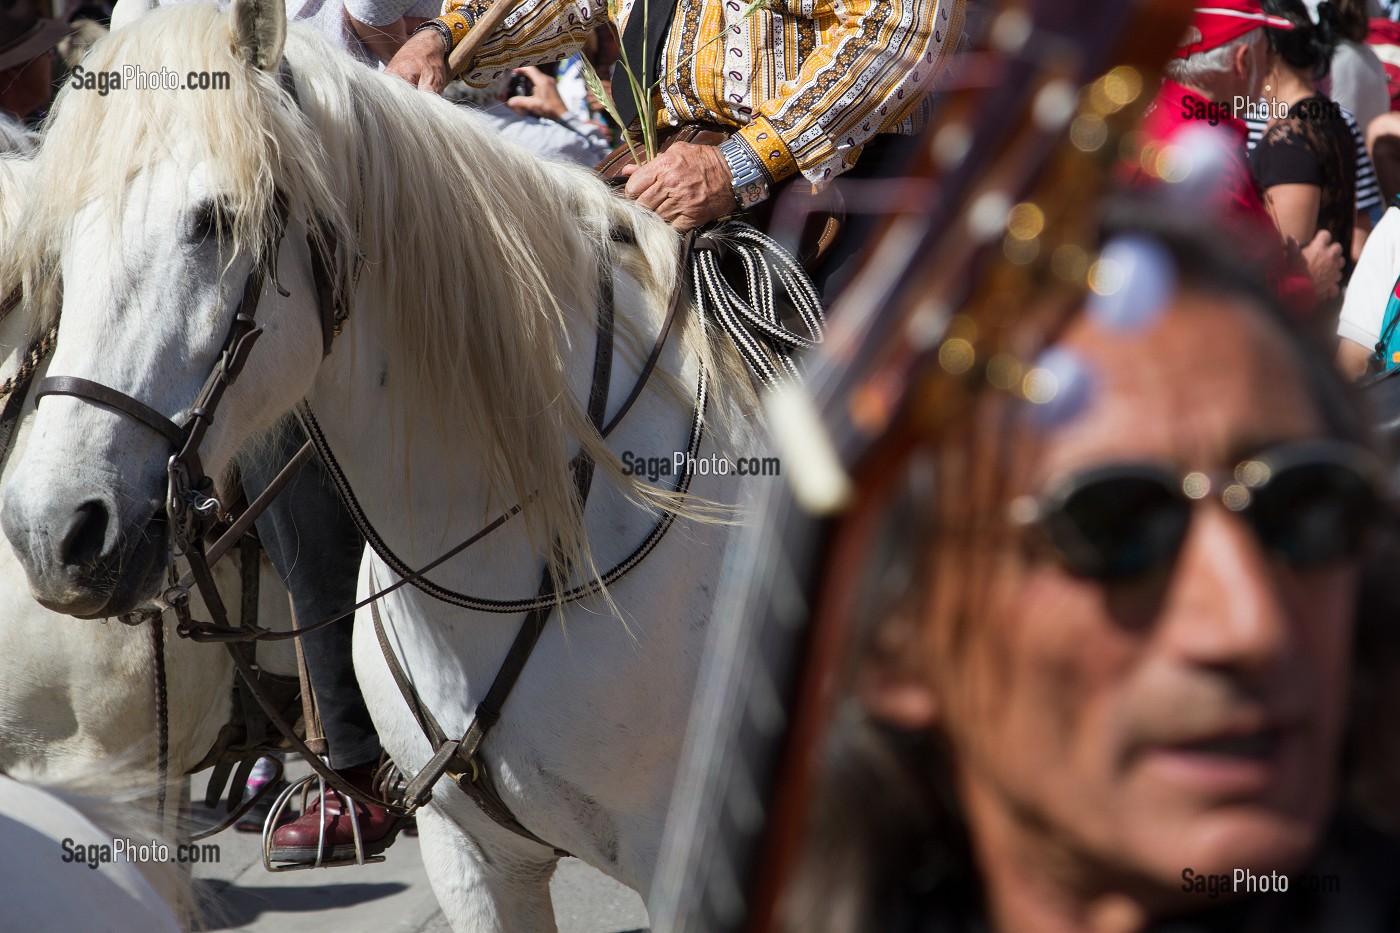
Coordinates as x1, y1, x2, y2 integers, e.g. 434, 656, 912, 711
1009, 439, 1386, 581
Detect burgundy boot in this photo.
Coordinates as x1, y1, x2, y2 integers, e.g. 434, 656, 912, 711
267, 763, 399, 863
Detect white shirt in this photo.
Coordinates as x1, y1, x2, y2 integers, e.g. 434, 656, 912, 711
1339, 206, 1400, 349
289, 0, 428, 67
472, 103, 612, 167
125, 0, 427, 67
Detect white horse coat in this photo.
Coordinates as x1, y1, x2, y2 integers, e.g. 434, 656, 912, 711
0, 149, 293, 818
0, 2, 767, 930
0, 773, 186, 932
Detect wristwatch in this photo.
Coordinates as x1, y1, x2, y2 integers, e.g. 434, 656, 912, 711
718, 136, 771, 210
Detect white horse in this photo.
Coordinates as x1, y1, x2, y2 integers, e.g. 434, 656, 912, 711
1, 0, 763, 929
0, 150, 293, 825
0, 769, 188, 932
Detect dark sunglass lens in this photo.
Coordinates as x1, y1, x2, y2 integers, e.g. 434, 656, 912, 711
1249, 461, 1376, 565
1048, 474, 1188, 579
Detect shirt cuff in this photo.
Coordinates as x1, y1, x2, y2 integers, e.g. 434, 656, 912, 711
440, 9, 473, 47
737, 115, 799, 185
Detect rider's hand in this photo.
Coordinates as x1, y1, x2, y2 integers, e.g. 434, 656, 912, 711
385, 29, 451, 93
621, 141, 736, 233
505, 66, 568, 119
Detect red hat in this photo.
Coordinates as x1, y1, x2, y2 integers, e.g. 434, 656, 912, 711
1175, 1, 1295, 58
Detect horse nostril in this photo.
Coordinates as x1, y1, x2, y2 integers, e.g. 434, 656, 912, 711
58, 500, 112, 570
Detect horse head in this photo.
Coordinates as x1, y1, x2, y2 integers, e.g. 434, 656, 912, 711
1, 0, 337, 618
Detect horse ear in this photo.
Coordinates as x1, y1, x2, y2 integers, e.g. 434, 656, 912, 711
108, 0, 156, 31
228, 0, 287, 71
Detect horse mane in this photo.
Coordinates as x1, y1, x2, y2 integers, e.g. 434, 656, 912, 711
0, 154, 33, 257
12, 2, 751, 591
1, 154, 41, 383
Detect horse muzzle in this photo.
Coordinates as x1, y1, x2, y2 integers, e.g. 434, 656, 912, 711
1, 492, 169, 619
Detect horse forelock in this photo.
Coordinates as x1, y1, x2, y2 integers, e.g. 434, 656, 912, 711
8, 4, 342, 331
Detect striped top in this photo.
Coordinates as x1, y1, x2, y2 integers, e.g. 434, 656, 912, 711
437, 0, 965, 187
1246, 106, 1381, 214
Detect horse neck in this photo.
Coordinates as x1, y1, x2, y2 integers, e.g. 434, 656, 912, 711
306, 277, 608, 583
298, 69, 686, 586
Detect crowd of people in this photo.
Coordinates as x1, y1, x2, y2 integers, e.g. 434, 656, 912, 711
768, 3, 1400, 931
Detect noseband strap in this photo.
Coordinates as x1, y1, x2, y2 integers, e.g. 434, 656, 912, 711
33, 375, 187, 449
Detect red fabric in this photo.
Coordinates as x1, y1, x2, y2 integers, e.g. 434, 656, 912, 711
1140, 81, 1274, 225
1175, 0, 1294, 58
1135, 80, 1315, 317
1384, 63, 1400, 111
1368, 18, 1400, 46
1368, 19, 1400, 110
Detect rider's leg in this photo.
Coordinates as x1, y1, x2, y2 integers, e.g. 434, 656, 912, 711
241, 418, 397, 860
811, 132, 922, 306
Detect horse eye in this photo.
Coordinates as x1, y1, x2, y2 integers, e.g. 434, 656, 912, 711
188, 200, 234, 244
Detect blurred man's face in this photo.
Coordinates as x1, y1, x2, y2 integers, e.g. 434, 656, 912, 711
892, 292, 1358, 915
0, 49, 54, 121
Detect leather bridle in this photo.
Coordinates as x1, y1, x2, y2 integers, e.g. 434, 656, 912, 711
22, 61, 702, 853
34, 225, 281, 559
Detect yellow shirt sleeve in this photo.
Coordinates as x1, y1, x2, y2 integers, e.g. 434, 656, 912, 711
439, 0, 608, 85
742, 0, 962, 186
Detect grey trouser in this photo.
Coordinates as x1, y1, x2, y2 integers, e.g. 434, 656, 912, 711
241, 421, 381, 770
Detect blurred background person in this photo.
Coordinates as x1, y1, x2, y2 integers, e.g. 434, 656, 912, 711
1245, 2, 1380, 265
1251, 0, 1362, 306
779, 215, 1400, 933
445, 63, 612, 166
1333, 194, 1400, 377
118, 0, 428, 67
555, 25, 618, 130
264, 0, 434, 66
1138, 1, 1343, 323
0, 0, 68, 151
1308, 0, 1390, 133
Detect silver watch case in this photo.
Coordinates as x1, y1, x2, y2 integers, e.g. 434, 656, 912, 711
719, 137, 770, 210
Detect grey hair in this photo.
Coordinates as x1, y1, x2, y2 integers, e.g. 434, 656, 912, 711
1163, 27, 1265, 89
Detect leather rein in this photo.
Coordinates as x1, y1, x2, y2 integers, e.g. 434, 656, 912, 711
27, 63, 703, 849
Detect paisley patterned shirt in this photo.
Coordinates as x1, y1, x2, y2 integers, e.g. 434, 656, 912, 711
437, 0, 964, 187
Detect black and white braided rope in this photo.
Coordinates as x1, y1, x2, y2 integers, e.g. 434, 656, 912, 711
689, 221, 825, 388
0, 322, 57, 401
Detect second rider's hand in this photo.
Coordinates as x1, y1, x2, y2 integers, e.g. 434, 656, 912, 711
505, 66, 568, 119
622, 141, 737, 233
385, 29, 451, 93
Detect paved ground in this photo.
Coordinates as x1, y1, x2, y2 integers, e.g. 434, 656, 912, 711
189, 763, 649, 933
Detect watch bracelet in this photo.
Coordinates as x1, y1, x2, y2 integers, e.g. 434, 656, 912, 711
413, 19, 453, 54
718, 135, 770, 209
